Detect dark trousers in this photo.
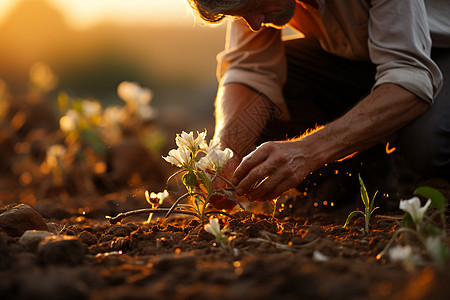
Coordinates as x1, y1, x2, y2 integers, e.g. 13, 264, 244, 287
261, 38, 450, 183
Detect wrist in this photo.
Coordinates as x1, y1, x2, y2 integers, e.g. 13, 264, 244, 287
292, 127, 335, 173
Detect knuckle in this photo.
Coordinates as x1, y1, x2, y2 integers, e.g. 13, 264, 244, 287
275, 152, 289, 164
260, 141, 275, 151
280, 167, 294, 178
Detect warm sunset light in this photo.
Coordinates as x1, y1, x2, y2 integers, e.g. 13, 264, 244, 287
0, 0, 195, 29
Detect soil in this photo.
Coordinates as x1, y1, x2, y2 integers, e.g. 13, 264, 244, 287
1, 94, 449, 300
1, 182, 450, 300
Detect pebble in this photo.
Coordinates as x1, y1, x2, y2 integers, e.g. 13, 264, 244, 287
38, 235, 85, 265
303, 224, 324, 242
77, 230, 98, 246
0, 204, 50, 237
19, 230, 53, 251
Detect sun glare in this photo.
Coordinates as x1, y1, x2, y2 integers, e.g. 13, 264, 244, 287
0, 0, 195, 29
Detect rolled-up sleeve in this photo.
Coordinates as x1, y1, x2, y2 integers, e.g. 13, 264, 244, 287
368, 0, 442, 103
217, 19, 290, 120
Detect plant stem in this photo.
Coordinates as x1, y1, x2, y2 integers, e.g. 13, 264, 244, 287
164, 192, 191, 218
216, 174, 237, 190
107, 208, 199, 224
377, 227, 421, 260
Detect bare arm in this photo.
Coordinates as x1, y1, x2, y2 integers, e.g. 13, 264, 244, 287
232, 83, 429, 201
213, 82, 273, 161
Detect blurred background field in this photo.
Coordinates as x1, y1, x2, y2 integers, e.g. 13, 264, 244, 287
0, 0, 228, 204
0, 0, 226, 133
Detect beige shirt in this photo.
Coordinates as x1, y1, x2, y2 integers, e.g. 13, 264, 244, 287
217, 0, 449, 121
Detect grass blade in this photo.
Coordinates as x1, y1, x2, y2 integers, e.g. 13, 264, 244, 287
344, 210, 364, 228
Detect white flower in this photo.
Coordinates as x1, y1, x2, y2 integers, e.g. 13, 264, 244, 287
145, 189, 169, 223
313, 250, 329, 262
176, 130, 207, 152
136, 104, 157, 121
47, 144, 66, 156
200, 138, 221, 152
103, 106, 125, 125
389, 245, 413, 262
208, 148, 234, 171
204, 218, 224, 240
425, 236, 446, 264
399, 197, 431, 225
81, 100, 102, 118
46, 144, 66, 168
59, 109, 79, 132
117, 81, 152, 105
196, 148, 233, 171
196, 156, 214, 171
145, 189, 169, 206
163, 147, 192, 168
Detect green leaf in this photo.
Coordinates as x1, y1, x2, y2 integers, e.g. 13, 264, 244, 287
414, 186, 446, 212
358, 174, 369, 208
343, 210, 365, 228
402, 212, 414, 228
182, 171, 197, 193
441, 243, 450, 263
81, 129, 105, 156
369, 190, 378, 215
370, 206, 379, 216
197, 170, 212, 191
421, 224, 442, 237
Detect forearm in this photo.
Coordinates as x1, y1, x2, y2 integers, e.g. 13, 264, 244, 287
299, 83, 429, 169
214, 83, 273, 160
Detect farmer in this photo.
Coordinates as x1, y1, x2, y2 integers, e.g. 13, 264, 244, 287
186, 0, 450, 205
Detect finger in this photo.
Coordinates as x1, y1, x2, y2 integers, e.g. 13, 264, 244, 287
248, 177, 294, 202
246, 171, 284, 201
234, 163, 270, 195
232, 147, 269, 186
213, 156, 239, 190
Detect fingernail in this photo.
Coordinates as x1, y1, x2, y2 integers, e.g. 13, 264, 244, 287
235, 187, 243, 196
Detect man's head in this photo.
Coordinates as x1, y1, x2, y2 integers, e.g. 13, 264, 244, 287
187, 0, 296, 31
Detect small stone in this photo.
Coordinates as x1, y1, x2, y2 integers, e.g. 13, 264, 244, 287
78, 230, 98, 246
0, 204, 50, 237
303, 224, 324, 242
105, 224, 132, 237
38, 235, 85, 265
19, 230, 53, 252
46, 222, 62, 234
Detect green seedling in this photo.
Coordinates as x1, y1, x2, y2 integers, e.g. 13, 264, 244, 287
343, 174, 379, 235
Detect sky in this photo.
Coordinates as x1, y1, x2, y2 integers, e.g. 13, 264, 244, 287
0, 0, 198, 29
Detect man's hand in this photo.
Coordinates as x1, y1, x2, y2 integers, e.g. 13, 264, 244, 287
231, 140, 312, 202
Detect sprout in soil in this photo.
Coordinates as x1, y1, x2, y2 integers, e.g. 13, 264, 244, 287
204, 218, 228, 248
343, 174, 379, 235
107, 130, 244, 224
